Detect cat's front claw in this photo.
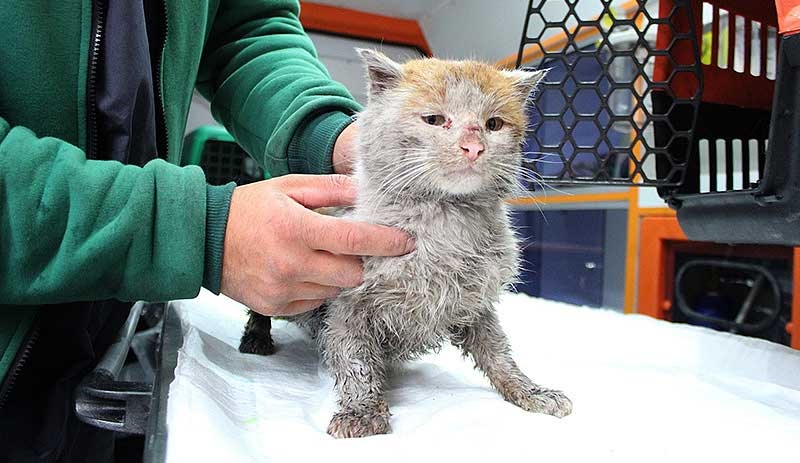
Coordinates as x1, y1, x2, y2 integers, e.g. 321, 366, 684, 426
327, 406, 391, 439
506, 385, 573, 418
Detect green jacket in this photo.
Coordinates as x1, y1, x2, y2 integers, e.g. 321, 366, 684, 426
0, 0, 361, 385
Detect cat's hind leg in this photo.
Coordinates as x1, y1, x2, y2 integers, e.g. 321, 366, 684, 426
239, 311, 275, 355
451, 309, 572, 418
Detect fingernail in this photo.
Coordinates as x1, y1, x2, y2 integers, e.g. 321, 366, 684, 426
404, 236, 416, 253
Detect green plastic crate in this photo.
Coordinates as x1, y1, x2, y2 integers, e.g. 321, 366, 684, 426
182, 125, 268, 185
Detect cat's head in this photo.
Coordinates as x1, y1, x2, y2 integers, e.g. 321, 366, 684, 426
354, 48, 545, 199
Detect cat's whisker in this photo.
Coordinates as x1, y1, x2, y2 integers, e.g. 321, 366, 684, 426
496, 166, 548, 187
507, 182, 558, 216
509, 194, 547, 222
505, 165, 572, 198
519, 151, 562, 158
533, 180, 571, 197
522, 159, 564, 164
360, 162, 433, 215
395, 165, 437, 199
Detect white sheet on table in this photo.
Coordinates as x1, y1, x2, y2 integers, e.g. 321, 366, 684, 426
165, 289, 800, 463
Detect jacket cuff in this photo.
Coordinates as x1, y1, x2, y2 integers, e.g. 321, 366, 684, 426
287, 111, 355, 175
203, 182, 236, 294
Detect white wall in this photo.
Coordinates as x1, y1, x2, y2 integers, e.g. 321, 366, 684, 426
419, 0, 529, 61
419, 0, 637, 62
301, 0, 636, 63
308, 33, 422, 105
639, 187, 669, 208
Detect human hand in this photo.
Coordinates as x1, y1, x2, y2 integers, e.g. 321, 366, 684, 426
220, 174, 413, 316
332, 122, 357, 174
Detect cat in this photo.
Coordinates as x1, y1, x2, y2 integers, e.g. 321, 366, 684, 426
239, 49, 573, 438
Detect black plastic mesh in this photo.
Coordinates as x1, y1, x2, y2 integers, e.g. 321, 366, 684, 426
201, 140, 265, 186
517, 0, 702, 187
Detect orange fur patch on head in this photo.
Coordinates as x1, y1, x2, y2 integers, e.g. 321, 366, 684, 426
399, 58, 529, 130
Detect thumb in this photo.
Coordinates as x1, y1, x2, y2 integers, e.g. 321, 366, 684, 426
275, 174, 358, 209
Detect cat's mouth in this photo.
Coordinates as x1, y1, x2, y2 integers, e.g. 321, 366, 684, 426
438, 164, 487, 195
444, 165, 480, 177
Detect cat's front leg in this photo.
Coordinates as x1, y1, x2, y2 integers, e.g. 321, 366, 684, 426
321, 311, 391, 438
451, 309, 572, 418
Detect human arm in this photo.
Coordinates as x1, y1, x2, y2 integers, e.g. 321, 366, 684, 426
331, 122, 358, 174
196, 0, 362, 177
0, 116, 408, 312
0, 115, 222, 304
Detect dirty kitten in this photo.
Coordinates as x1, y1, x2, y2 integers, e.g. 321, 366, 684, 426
240, 49, 572, 438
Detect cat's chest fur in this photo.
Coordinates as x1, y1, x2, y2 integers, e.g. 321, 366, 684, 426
337, 197, 519, 358
359, 199, 513, 283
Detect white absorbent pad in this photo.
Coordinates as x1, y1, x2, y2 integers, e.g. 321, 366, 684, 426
166, 289, 800, 462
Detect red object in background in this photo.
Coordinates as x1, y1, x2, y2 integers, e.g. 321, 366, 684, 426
654, 0, 778, 110
299, 2, 432, 56
776, 0, 800, 35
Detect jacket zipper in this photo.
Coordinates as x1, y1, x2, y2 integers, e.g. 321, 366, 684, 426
0, 0, 172, 414
154, 0, 170, 159
0, 0, 106, 412
0, 318, 40, 411
86, 0, 107, 160
87, 0, 168, 160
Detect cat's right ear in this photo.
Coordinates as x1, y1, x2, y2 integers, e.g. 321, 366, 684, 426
356, 48, 404, 98
500, 68, 548, 101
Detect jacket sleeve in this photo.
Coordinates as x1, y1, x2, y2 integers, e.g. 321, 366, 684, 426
0, 115, 219, 304
196, 0, 362, 177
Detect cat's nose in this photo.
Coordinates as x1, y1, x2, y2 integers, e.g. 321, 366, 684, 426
460, 141, 485, 161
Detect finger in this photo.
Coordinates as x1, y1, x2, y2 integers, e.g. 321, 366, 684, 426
304, 214, 415, 257
281, 299, 327, 316
291, 282, 343, 300
299, 251, 364, 288
275, 174, 357, 209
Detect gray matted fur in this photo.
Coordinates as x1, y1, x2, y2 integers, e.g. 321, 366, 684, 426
240, 49, 572, 439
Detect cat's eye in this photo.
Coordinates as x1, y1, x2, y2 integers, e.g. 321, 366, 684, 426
486, 117, 504, 131
422, 115, 446, 126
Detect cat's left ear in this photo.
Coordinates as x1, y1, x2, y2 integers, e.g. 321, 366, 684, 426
501, 68, 548, 100
356, 48, 405, 98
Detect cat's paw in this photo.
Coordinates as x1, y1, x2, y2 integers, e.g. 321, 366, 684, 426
238, 333, 275, 356
327, 407, 391, 439
505, 385, 573, 418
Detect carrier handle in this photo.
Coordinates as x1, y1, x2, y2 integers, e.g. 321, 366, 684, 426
674, 259, 783, 334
